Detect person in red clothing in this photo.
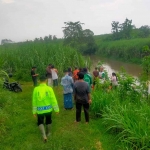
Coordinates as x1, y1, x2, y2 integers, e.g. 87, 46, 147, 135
73, 67, 79, 82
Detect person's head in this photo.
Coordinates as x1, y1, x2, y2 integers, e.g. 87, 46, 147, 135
63, 69, 68, 75
83, 67, 87, 73
95, 67, 97, 70
99, 66, 104, 72
79, 67, 83, 72
74, 66, 78, 70
68, 67, 72, 72
32, 66, 36, 70
51, 65, 54, 69
112, 72, 116, 76
48, 64, 52, 68
78, 72, 84, 80
39, 75, 47, 82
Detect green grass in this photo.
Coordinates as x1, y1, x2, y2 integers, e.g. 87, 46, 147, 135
0, 82, 120, 150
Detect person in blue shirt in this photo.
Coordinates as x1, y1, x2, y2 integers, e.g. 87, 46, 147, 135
61, 69, 74, 110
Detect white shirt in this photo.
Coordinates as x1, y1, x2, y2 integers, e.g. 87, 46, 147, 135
51, 69, 58, 80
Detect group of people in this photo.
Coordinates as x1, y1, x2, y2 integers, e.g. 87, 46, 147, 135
92, 66, 118, 88
31, 64, 59, 87
31, 65, 117, 142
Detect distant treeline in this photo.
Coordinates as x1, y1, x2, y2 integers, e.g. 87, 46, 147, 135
2, 19, 150, 64
93, 18, 150, 63
0, 41, 90, 81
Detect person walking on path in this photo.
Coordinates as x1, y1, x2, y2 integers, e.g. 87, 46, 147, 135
32, 75, 59, 142
51, 65, 58, 87
61, 70, 74, 110
46, 64, 52, 86
74, 72, 92, 124
31, 66, 39, 87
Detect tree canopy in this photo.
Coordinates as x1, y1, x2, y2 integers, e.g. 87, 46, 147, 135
62, 21, 97, 54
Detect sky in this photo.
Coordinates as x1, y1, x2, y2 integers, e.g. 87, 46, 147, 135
0, 0, 149, 42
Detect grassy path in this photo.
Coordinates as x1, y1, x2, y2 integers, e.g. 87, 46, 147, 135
0, 82, 118, 150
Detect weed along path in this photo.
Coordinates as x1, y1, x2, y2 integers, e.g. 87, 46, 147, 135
0, 82, 117, 150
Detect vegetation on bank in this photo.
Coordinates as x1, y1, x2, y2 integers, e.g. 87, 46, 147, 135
91, 47, 150, 149
95, 37, 150, 63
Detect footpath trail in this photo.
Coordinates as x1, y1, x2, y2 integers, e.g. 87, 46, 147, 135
0, 82, 118, 150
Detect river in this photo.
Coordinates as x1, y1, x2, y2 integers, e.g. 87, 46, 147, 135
90, 56, 142, 78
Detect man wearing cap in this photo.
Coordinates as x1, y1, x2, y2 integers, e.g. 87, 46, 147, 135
32, 75, 59, 142
31, 66, 38, 87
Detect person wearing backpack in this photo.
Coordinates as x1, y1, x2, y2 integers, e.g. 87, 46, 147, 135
83, 68, 92, 90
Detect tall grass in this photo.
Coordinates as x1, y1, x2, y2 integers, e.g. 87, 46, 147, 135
0, 41, 89, 81
91, 71, 150, 149
96, 38, 150, 63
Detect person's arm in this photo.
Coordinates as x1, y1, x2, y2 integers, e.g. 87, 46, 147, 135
32, 88, 37, 116
87, 84, 92, 104
50, 88, 59, 113
54, 69, 58, 74
32, 74, 38, 77
31, 70, 38, 77
73, 85, 76, 102
88, 93, 92, 104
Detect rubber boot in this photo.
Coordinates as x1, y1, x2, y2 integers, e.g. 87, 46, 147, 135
39, 124, 47, 142
46, 124, 51, 136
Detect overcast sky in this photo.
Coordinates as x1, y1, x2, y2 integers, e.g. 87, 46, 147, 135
0, 0, 149, 42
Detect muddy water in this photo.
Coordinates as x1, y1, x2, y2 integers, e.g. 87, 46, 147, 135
90, 56, 142, 78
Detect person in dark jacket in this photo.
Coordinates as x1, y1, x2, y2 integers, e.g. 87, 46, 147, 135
31, 66, 38, 87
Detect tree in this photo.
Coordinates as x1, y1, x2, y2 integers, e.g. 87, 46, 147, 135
62, 21, 97, 54
1, 39, 14, 45
53, 35, 57, 40
62, 21, 84, 47
139, 25, 150, 38
111, 21, 120, 40
119, 18, 135, 39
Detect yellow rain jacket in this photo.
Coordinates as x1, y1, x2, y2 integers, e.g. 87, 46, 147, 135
32, 83, 59, 114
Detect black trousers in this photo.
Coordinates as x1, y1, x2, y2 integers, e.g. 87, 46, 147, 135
37, 112, 52, 126
76, 102, 89, 122
32, 78, 37, 87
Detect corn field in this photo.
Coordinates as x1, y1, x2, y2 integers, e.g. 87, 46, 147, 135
0, 41, 90, 81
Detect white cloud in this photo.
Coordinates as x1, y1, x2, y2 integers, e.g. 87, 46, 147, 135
1, 0, 15, 4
